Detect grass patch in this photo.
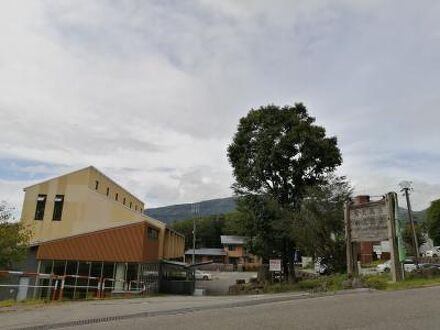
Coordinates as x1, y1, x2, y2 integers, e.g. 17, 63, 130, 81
0, 299, 49, 308
361, 273, 440, 291
362, 274, 389, 290
361, 260, 383, 268
263, 274, 350, 294
263, 283, 299, 294
387, 277, 440, 290
264, 272, 440, 294
0, 299, 16, 308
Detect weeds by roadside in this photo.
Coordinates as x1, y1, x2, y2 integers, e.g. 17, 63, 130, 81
0, 298, 48, 308
262, 271, 440, 294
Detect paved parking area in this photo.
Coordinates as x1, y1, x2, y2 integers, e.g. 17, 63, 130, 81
195, 271, 257, 295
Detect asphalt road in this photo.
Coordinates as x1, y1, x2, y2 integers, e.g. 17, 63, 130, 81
66, 287, 440, 330
2, 286, 440, 329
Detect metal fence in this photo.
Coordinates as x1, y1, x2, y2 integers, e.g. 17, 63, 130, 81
0, 262, 161, 302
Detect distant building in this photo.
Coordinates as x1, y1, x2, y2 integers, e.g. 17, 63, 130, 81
184, 248, 227, 263
184, 235, 261, 269
220, 235, 260, 267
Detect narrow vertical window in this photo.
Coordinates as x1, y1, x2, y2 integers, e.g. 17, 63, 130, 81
95, 180, 99, 190
135, 205, 138, 211
34, 194, 47, 220
52, 195, 64, 221
147, 227, 158, 240
106, 187, 109, 196
123, 197, 126, 205
115, 193, 119, 201
129, 201, 132, 209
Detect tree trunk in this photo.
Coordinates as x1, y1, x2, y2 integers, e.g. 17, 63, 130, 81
282, 238, 289, 282
288, 240, 296, 283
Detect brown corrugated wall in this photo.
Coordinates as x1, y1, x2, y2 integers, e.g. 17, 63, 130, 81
37, 222, 160, 262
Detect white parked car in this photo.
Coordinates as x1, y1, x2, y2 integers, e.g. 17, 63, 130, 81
195, 270, 213, 280
376, 260, 391, 273
425, 246, 440, 258
403, 260, 417, 272
376, 260, 418, 273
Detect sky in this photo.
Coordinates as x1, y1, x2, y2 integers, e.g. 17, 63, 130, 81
1, 0, 439, 216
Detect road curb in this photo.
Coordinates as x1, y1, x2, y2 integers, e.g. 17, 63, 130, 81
10, 290, 375, 330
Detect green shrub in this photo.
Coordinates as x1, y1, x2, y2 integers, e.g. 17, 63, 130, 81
326, 274, 349, 291
297, 278, 324, 291
364, 276, 388, 290
263, 283, 297, 293
406, 267, 440, 279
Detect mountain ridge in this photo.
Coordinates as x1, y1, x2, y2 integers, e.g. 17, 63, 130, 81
145, 196, 427, 225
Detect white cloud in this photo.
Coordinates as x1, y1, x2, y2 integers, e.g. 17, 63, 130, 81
0, 0, 439, 213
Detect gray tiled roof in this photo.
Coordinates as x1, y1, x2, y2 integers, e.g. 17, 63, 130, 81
184, 248, 227, 256
220, 235, 246, 245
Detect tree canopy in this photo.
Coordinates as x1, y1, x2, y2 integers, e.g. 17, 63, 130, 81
227, 103, 342, 210
171, 213, 247, 250
293, 176, 352, 272
227, 103, 342, 281
426, 199, 440, 245
0, 201, 30, 269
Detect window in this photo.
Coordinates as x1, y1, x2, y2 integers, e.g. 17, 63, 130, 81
115, 193, 119, 201
147, 227, 158, 240
129, 201, 132, 209
135, 205, 138, 211
106, 187, 109, 196
123, 197, 126, 205
34, 194, 47, 220
95, 180, 99, 190
52, 195, 64, 221
228, 245, 236, 251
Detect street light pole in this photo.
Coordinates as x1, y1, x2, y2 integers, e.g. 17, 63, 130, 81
399, 181, 419, 268
192, 203, 199, 265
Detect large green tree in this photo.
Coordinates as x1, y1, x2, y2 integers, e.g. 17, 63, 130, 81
294, 176, 352, 272
227, 103, 342, 281
0, 201, 30, 269
426, 199, 440, 245
402, 223, 426, 256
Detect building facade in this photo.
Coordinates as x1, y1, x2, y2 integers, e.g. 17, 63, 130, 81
2, 166, 187, 301
20, 166, 184, 259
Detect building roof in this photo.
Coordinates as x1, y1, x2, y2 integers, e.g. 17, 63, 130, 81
184, 248, 227, 256
220, 235, 246, 245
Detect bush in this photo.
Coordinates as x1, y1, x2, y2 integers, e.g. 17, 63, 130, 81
326, 274, 349, 291
406, 267, 440, 279
297, 278, 324, 291
263, 283, 297, 293
363, 276, 388, 290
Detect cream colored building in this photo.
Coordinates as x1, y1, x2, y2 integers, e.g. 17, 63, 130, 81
20, 166, 184, 259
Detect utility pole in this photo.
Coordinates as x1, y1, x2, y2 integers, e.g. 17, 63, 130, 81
399, 181, 419, 268
191, 203, 199, 265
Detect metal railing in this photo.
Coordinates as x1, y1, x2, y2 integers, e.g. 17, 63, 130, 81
0, 270, 149, 302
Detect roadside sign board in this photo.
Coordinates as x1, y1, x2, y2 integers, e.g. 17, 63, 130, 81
269, 259, 281, 272
349, 200, 388, 242
345, 192, 403, 282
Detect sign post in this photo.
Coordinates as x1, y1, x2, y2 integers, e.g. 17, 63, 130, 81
269, 259, 282, 272
345, 192, 403, 282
